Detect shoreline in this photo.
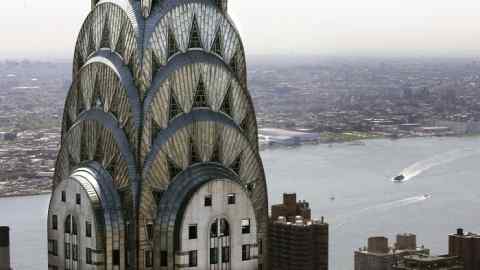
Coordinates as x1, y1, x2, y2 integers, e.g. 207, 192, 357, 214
2, 133, 479, 198
260, 132, 480, 151
0, 190, 51, 199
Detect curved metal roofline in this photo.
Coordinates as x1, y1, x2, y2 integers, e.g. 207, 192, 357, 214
143, 108, 237, 173
66, 108, 139, 186
143, 50, 251, 113
81, 48, 142, 129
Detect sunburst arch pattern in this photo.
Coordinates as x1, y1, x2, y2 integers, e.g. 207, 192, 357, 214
50, 1, 268, 269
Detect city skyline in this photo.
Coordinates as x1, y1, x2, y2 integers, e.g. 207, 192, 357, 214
4, 0, 480, 59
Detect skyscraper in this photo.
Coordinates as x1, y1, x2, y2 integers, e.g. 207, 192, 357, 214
47, 1, 269, 269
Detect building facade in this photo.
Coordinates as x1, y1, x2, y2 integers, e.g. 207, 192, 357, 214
47, 1, 269, 269
392, 255, 464, 270
354, 234, 429, 270
449, 228, 480, 270
269, 194, 328, 270
0, 227, 10, 270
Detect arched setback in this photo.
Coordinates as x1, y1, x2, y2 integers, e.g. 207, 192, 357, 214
48, 164, 126, 270
153, 163, 267, 270
62, 49, 142, 144
179, 179, 258, 270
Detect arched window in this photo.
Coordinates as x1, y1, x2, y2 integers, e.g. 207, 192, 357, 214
210, 218, 231, 268
64, 215, 79, 268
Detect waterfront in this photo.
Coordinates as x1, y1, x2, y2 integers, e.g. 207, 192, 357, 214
2, 137, 480, 270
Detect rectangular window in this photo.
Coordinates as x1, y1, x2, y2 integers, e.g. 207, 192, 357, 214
259, 239, 263, 255
145, 250, 153, 267
210, 248, 218, 264
48, 265, 58, 270
188, 250, 198, 267
222, 246, 230, 263
65, 243, 71, 259
160, 251, 168, 266
204, 195, 212, 207
113, 249, 120, 265
76, 193, 81, 205
52, 215, 58, 230
241, 219, 251, 234
86, 248, 92, 264
72, 244, 78, 261
48, 239, 58, 255
86, 221, 92, 238
61, 191, 66, 202
227, 193, 236, 205
188, 224, 198, 240
146, 223, 153, 241
242, 245, 251, 261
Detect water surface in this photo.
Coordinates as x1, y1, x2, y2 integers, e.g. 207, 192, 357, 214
2, 137, 480, 270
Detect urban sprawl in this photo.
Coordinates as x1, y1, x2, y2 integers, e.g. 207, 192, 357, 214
1, 57, 480, 197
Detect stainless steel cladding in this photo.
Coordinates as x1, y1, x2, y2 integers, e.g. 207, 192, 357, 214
48, 1, 268, 269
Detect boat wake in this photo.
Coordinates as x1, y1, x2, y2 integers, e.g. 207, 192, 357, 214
333, 194, 431, 230
393, 148, 476, 183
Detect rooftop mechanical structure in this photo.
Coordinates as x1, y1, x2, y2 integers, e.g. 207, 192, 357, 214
47, 1, 269, 269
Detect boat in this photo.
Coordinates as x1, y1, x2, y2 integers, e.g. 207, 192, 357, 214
393, 174, 405, 182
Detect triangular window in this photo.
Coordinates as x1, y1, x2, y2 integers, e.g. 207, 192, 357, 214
100, 16, 111, 49
230, 154, 241, 175
168, 158, 182, 179
211, 140, 221, 163
115, 25, 126, 53
152, 53, 162, 74
215, 0, 223, 10
193, 77, 208, 108
212, 29, 223, 56
240, 116, 249, 131
105, 161, 115, 178
220, 84, 231, 116
94, 140, 104, 162
190, 137, 201, 164
93, 89, 103, 109
151, 120, 161, 145
169, 92, 183, 120
188, 16, 202, 49
168, 27, 179, 58
229, 53, 237, 74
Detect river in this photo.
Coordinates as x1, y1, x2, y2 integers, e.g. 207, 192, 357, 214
2, 137, 480, 270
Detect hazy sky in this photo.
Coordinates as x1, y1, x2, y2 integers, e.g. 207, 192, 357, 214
2, 0, 480, 59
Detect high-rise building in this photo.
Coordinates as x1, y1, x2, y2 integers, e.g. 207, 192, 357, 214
449, 228, 480, 270
269, 194, 328, 270
47, 1, 269, 269
354, 234, 429, 270
0, 226, 10, 270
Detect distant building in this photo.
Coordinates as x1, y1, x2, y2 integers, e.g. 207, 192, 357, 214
259, 128, 320, 146
393, 254, 463, 270
449, 228, 480, 270
0, 226, 10, 270
0, 132, 16, 141
269, 193, 328, 270
355, 234, 429, 270
271, 193, 311, 222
